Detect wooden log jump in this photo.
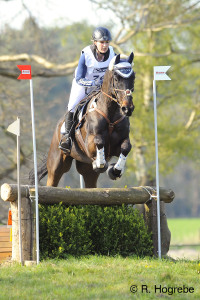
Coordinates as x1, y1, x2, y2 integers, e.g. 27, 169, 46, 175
0, 183, 175, 262
1, 184, 174, 205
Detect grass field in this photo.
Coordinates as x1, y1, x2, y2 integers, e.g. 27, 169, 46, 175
0, 219, 199, 299
167, 218, 200, 261
168, 218, 200, 245
0, 256, 200, 299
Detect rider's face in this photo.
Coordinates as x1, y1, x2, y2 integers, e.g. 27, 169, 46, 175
95, 41, 110, 53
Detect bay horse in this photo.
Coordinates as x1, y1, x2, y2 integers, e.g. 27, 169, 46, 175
36, 52, 135, 188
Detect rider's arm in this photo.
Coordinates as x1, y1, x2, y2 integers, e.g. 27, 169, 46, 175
75, 53, 94, 87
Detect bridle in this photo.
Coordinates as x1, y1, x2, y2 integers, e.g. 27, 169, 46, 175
101, 71, 134, 107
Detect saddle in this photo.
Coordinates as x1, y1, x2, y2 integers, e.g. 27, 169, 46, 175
74, 90, 100, 129
60, 90, 100, 134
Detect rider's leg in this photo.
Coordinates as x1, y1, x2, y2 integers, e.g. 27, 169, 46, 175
59, 80, 86, 153
59, 111, 74, 153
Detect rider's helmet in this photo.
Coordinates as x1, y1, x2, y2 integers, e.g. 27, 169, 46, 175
92, 27, 112, 41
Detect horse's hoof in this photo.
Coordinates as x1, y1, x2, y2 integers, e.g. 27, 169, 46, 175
92, 161, 108, 173
107, 164, 122, 180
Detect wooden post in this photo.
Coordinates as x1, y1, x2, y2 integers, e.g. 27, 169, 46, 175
142, 200, 171, 256
10, 196, 35, 262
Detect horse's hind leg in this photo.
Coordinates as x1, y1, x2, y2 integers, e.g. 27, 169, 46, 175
75, 161, 100, 188
47, 152, 73, 187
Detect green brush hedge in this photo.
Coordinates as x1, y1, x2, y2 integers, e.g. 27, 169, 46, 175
39, 203, 153, 259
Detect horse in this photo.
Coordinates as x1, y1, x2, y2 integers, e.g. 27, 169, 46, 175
34, 52, 135, 188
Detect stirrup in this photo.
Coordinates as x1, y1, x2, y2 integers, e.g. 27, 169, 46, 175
58, 136, 72, 153
58, 144, 71, 153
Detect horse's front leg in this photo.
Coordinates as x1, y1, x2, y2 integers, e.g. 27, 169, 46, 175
107, 138, 132, 180
92, 134, 108, 173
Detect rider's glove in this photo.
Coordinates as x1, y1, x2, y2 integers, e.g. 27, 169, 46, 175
92, 77, 103, 87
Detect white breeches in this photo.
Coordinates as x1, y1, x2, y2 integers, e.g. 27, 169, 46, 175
68, 79, 86, 112
68, 79, 94, 112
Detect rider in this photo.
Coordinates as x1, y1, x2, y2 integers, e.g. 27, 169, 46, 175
59, 27, 116, 153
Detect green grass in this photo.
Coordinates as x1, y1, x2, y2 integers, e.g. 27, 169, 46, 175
168, 218, 200, 245
0, 256, 200, 299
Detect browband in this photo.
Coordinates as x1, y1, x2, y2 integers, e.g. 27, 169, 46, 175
114, 62, 134, 78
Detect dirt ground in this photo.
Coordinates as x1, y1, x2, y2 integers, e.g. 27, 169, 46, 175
168, 247, 200, 260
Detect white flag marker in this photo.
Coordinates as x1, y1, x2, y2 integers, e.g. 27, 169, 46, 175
7, 118, 20, 136
153, 66, 171, 259
154, 66, 171, 81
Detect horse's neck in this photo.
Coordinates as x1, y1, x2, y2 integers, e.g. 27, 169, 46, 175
98, 92, 121, 121
97, 71, 122, 120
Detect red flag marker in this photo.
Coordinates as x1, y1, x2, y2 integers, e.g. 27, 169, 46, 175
17, 65, 32, 80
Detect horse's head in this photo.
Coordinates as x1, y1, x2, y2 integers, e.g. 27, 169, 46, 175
105, 52, 135, 116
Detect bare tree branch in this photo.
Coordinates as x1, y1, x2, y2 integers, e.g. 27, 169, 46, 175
185, 110, 196, 130
0, 53, 78, 69
0, 53, 79, 78
0, 0, 199, 78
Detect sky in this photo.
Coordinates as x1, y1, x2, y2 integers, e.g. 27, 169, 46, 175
0, 0, 115, 31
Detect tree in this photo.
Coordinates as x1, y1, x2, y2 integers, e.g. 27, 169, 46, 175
0, 18, 96, 222
90, 0, 200, 217
89, 0, 200, 184
0, 19, 93, 184
0, 0, 200, 219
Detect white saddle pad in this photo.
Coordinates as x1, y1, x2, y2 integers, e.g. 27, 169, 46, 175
60, 122, 65, 134
60, 108, 85, 134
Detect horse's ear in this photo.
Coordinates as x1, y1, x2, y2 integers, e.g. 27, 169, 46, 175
115, 54, 121, 65
128, 52, 134, 64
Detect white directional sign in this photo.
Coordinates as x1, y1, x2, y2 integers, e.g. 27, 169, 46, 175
153, 65, 171, 259
154, 66, 171, 81
7, 118, 20, 136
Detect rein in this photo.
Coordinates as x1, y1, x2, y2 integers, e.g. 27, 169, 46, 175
101, 90, 119, 104
101, 88, 134, 105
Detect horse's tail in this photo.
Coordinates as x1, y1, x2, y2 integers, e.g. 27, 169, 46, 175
29, 154, 48, 185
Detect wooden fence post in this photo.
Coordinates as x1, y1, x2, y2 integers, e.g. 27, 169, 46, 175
143, 200, 171, 256
11, 196, 35, 262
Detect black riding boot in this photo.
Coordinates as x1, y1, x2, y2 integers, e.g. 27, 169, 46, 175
59, 111, 74, 153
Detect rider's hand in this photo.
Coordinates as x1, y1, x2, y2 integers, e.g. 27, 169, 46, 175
92, 78, 103, 87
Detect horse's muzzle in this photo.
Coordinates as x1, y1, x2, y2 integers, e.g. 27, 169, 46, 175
122, 103, 135, 116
